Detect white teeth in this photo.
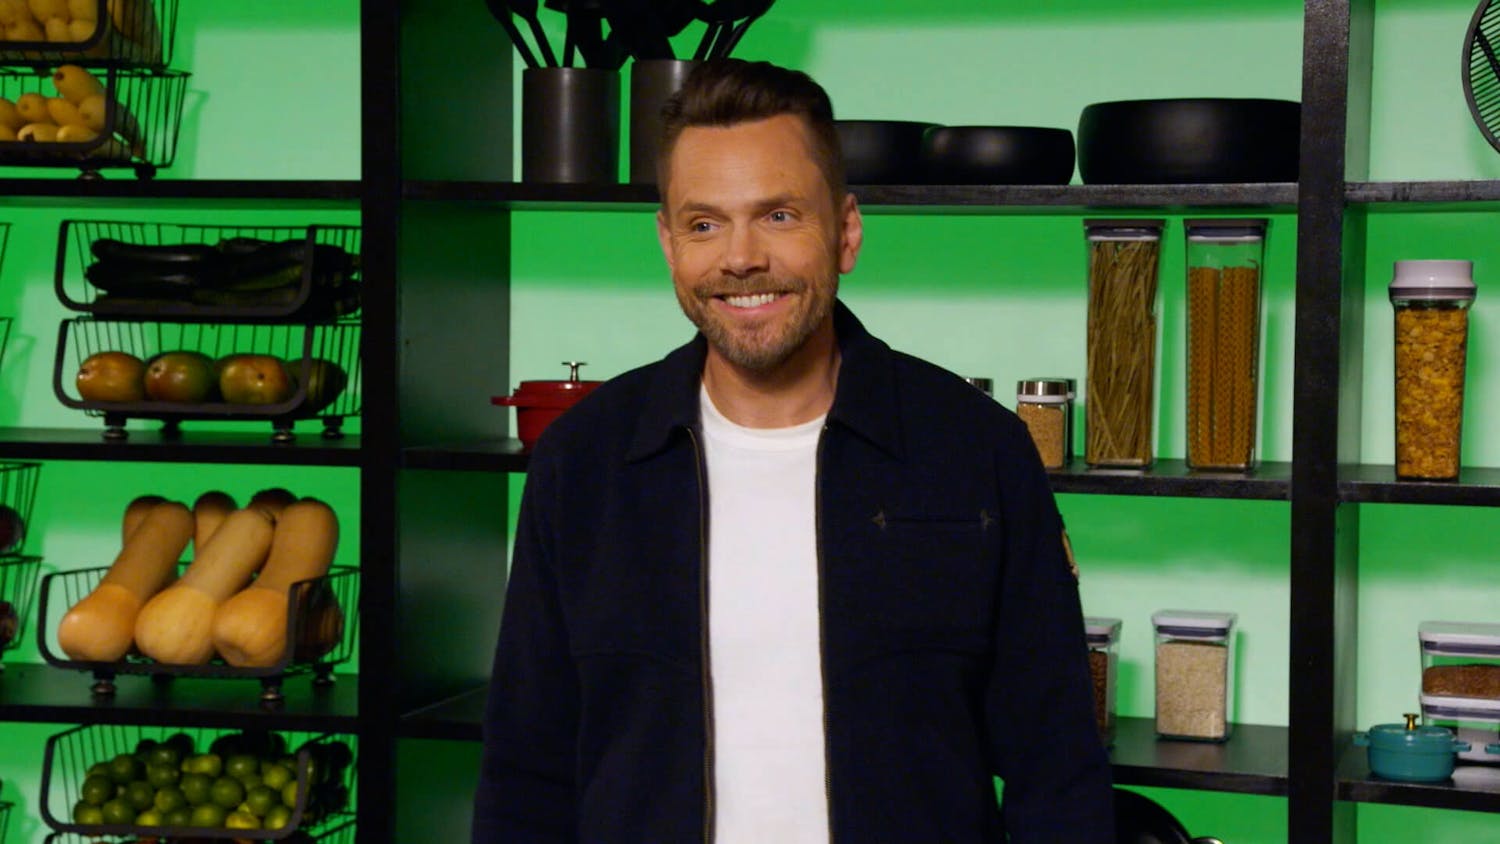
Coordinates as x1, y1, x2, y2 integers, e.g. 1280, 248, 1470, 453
724, 293, 777, 308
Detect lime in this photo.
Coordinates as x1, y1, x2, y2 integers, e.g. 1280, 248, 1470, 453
262, 803, 293, 830
237, 771, 263, 791
86, 762, 111, 781
162, 731, 196, 760
124, 779, 155, 811
244, 784, 278, 818
163, 805, 192, 826
224, 753, 259, 781
261, 762, 293, 792
179, 772, 212, 806
225, 809, 260, 830
146, 761, 180, 789
280, 780, 301, 809
210, 775, 245, 810
135, 806, 163, 826
80, 773, 114, 806
100, 797, 136, 825
153, 784, 186, 814
188, 802, 227, 828
183, 752, 223, 778
107, 752, 143, 785
133, 737, 160, 759
146, 742, 181, 770
72, 800, 104, 825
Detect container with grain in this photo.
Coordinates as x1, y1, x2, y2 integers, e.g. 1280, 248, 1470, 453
1390, 260, 1475, 481
1153, 609, 1237, 742
1185, 219, 1266, 471
1017, 378, 1075, 470
1085, 616, 1122, 746
1084, 220, 1164, 469
1418, 620, 1500, 762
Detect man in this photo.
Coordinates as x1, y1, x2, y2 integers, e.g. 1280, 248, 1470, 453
472, 59, 1113, 842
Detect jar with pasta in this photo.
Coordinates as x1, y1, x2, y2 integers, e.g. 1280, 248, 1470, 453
1184, 219, 1267, 471
1153, 609, 1237, 742
1390, 260, 1475, 481
1084, 220, 1163, 468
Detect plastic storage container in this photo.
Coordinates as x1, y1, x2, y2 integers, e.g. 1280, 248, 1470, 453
1185, 219, 1266, 471
1390, 260, 1476, 481
1419, 621, 1500, 761
1085, 616, 1121, 745
1153, 609, 1237, 741
1018, 378, 1075, 470
1084, 220, 1163, 468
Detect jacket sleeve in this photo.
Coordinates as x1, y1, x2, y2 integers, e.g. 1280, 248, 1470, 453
985, 435, 1114, 842
471, 451, 579, 843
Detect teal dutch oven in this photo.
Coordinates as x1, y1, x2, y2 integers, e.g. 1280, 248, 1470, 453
1354, 714, 1470, 782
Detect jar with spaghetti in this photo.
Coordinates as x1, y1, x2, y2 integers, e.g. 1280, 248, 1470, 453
1084, 220, 1163, 468
1391, 260, 1475, 481
1185, 219, 1267, 471
1017, 378, 1074, 470
1085, 616, 1121, 746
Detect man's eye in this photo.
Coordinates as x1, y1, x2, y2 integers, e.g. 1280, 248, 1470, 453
768, 210, 791, 223
690, 220, 714, 233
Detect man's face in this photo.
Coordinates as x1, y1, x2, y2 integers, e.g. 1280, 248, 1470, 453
656, 113, 861, 373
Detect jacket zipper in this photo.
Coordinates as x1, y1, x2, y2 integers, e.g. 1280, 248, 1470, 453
816, 424, 835, 843
688, 427, 716, 844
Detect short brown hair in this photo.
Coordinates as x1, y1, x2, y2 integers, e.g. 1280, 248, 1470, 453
656, 59, 845, 201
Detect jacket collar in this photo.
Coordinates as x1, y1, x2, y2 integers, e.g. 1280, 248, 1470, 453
625, 299, 903, 462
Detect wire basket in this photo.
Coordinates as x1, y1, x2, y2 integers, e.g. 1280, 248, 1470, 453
0, 67, 189, 179
44, 819, 357, 843
0, 554, 42, 657
40, 724, 357, 840
0, 462, 40, 555
0, 798, 10, 843
0, 0, 178, 68
53, 317, 362, 441
37, 564, 357, 702
56, 221, 363, 322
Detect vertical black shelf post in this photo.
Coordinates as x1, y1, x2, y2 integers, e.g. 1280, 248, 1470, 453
1289, 0, 1373, 841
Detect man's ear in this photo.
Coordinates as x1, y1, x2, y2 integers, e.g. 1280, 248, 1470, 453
838, 193, 863, 275
656, 208, 675, 270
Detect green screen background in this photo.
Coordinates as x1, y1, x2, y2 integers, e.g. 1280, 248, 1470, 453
4, 0, 1500, 841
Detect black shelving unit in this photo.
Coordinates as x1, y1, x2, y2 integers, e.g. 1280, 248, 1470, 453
0, 427, 363, 465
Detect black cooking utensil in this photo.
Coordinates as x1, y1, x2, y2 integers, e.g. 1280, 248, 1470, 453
484, 0, 542, 68
510, 0, 561, 67
714, 0, 772, 57
600, 0, 676, 60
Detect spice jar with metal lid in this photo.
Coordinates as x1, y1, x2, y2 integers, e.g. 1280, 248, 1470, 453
964, 376, 994, 397
1153, 609, 1237, 742
1084, 219, 1163, 469
1085, 616, 1122, 746
1390, 260, 1476, 481
1185, 219, 1267, 472
1017, 378, 1074, 470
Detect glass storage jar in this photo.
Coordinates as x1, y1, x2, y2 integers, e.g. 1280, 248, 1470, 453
1184, 219, 1266, 471
1084, 220, 1163, 469
1390, 260, 1475, 481
1085, 616, 1122, 746
1153, 609, 1236, 742
1017, 378, 1074, 470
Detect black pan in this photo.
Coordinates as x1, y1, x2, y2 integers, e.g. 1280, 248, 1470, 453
1077, 97, 1300, 184
1114, 789, 1224, 844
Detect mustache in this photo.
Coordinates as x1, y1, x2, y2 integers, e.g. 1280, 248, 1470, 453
696, 275, 803, 299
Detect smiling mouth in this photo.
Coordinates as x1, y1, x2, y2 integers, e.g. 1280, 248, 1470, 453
718, 292, 785, 308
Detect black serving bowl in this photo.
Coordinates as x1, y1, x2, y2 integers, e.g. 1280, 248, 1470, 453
1077, 97, 1300, 184
835, 120, 938, 184
920, 126, 1075, 185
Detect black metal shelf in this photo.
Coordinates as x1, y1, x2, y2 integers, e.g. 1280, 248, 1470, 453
1339, 464, 1500, 506
1110, 717, 1288, 796
398, 685, 486, 741
402, 438, 527, 472
1049, 459, 1291, 499
402, 180, 1298, 213
1337, 744, 1500, 812
0, 427, 363, 466
0, 663, 361, 731
0, 178, 362, 207
1346, 179, 1500, 207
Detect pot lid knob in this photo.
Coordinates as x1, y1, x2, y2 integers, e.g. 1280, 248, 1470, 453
562, 361, 589, 382
1404, 712, 1420, 730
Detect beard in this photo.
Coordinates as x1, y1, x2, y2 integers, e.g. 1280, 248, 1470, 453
676, 271, 838, 372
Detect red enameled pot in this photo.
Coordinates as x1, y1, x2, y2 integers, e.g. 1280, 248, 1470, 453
492, 362, 602, 449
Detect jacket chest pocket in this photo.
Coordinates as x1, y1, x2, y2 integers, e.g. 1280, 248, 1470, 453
842, 511, 997, 650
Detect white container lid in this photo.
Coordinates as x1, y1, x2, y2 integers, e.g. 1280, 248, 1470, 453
1389, 259, 1476, 302
1420, 621, 1500, 656
1084, 617, 1121, 644
1152, 609, 1237, 639
1422, 693, 1500, 720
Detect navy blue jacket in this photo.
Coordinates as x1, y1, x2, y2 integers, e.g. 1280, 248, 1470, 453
472, 302, 1113, 842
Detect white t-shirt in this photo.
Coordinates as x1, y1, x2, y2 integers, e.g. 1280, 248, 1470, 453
699, 385, 830, 843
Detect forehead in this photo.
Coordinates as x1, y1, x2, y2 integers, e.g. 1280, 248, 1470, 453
664, 114, 831, 209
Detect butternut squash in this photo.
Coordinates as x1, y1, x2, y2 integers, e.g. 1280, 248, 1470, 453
58, 500, 191, 662
191, 490, 236, 556
213, 498, 338, 668
121, 493, 166, 544
134, 507, 274, 665
247, 487, 296, 522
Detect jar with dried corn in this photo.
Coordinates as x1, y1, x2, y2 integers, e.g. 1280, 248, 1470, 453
1390, 260, 1476, 481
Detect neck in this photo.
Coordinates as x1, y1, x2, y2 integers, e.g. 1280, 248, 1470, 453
702, 318, 839, 428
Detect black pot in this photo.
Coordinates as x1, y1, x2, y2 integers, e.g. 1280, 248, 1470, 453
834, 120, 937, 185
1077, 97, 1300, 184
920, 125, 1075, 185
1114, 789, 1224, 844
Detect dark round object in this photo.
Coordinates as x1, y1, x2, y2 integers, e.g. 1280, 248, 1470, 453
1113, 788, 1224, 844
1077, 98, 1300, 184
835, 120, 937, 185
920, 126, 1075, 185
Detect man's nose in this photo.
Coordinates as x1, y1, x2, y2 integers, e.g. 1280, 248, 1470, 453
720, 223, 769, 278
